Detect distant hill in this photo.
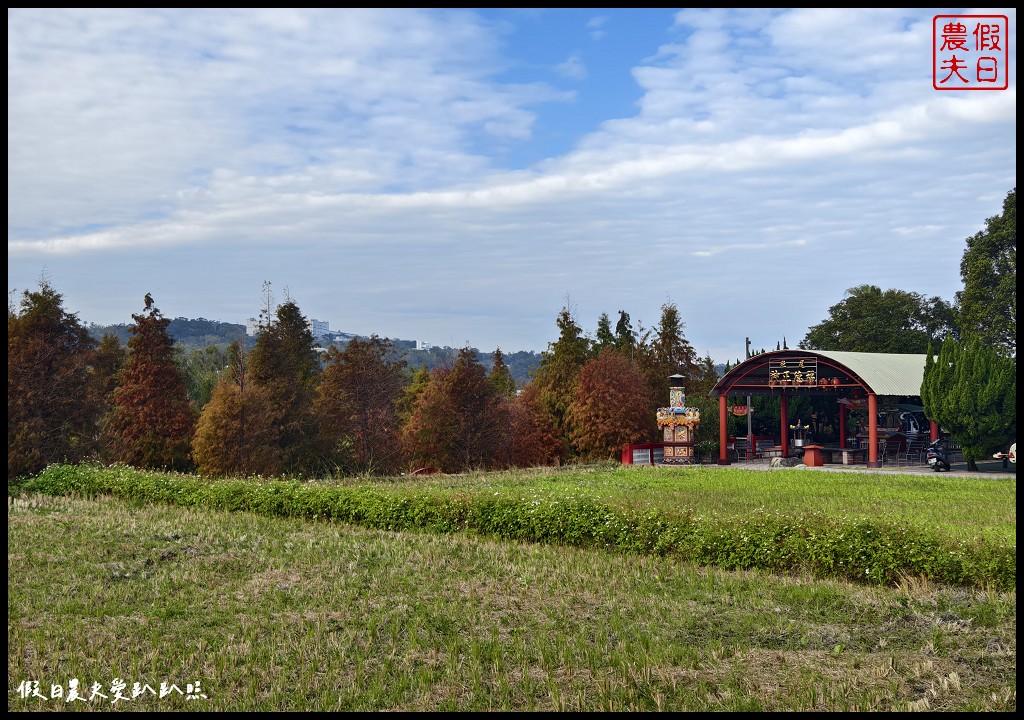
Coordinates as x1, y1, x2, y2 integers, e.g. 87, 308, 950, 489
88, 318, 543, 387
396, 345, 542, 387
89, 318, 252, 349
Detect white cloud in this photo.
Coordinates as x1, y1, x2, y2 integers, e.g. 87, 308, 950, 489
7, 8, 1017, 357
556, 53, 588, 80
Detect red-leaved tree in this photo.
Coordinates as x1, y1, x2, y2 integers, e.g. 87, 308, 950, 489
505, 384, 564, 468
568, 347, 656, 460
402, 348, 502, 472
102, 294, 196, 471
315, 336, 407, 475
8, 279, 100, 478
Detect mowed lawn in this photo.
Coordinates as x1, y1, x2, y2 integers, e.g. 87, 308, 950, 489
7, 464, 1017, 711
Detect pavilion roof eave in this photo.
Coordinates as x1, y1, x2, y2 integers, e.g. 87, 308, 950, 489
710, 349, 928, 398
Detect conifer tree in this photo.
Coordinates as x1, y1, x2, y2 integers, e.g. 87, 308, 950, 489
568, 347, 655, 459
921, 336, 1016, 470
315, 336, 407, 475
89, 334, 127, 409
178, 344, 230, 411
247, 298, 325, 474
397, 365, 432, 427
956, 187, 1015, 356
193, 340, 281, 477
102, 294, 196, 471
401, 371, 457, 471
403, 348, 501, 472
8, 279, 100, 478
506, 384, 564, 468
636, 301, 698, 418
594, 313, 615, 352
531, 305, 591, 455
87, 333, 127, 461
614, 310, 637, 356
487, 347, 518, 398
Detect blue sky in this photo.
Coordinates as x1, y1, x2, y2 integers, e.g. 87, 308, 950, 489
8, 8, 1017, 362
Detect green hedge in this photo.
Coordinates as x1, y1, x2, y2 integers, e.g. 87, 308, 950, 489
14, 464, 1015, 590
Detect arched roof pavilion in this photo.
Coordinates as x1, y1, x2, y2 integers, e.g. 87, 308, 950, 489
709, 350, 937, 467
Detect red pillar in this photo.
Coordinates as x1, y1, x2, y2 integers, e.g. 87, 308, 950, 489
867, 393, 880, 467
780, 394, 789, 458
839, 402, 847, 449
719, 395, 730, 465
930, 419, 939, 442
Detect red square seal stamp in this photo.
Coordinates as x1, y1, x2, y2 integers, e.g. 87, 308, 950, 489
933, 14, 1009, 90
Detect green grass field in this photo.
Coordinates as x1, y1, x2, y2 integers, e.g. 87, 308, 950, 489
8, 464, 1016, 711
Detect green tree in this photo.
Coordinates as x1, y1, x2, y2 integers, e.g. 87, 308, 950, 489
315, 336, 407, 475
685, 353, 722, 449
247, 298, 325, 474
568, 348, 655, 459
956, 188, 1016, 357
594, 312, 615, 353
531, 306, 592, 455
801, 285, 956, 353
614, 310, 637, 356
102, 294, 196, 471
397, 364, 432, 427
8, 279, 100, 478
178, 344, 230, 411
921, 336, 1016, 470
636, 301, 698, 418
487, 347, 518, 398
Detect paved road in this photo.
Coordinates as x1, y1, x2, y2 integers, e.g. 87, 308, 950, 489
718, 456, 1016, 480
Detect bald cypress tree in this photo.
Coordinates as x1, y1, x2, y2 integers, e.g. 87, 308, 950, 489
315, 336, 407, 475
568, 347, 655, 460
247, 298, 325, 475
8, 279, 99, 478
506, 384, 564, 468
402, 348, 501, 472
192, 340, 282, 477
102, 294, 196, 471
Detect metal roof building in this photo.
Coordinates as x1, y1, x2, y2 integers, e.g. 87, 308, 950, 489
709, 349, 934, 468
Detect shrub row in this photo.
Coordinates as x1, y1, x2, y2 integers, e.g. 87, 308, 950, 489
15, 464, 1015, 590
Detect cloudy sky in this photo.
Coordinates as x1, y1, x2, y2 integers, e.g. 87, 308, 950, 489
8, 8, 1017, 362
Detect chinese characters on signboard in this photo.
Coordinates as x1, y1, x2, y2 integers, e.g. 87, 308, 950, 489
933, 15, 1009, 90
768, 357, 818, 387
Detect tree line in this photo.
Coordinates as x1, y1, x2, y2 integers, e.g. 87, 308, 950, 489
8, 189, 1015, 478
8, 280, 721, 479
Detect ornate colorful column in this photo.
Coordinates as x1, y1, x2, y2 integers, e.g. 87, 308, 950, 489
657, 374, 700, 464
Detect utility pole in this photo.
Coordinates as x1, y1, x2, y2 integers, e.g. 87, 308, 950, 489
745, 337, 753, 450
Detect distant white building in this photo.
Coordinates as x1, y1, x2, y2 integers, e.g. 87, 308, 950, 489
309, 319, 329, 338
416, 340, 432, 350
248, 316, 330, 339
